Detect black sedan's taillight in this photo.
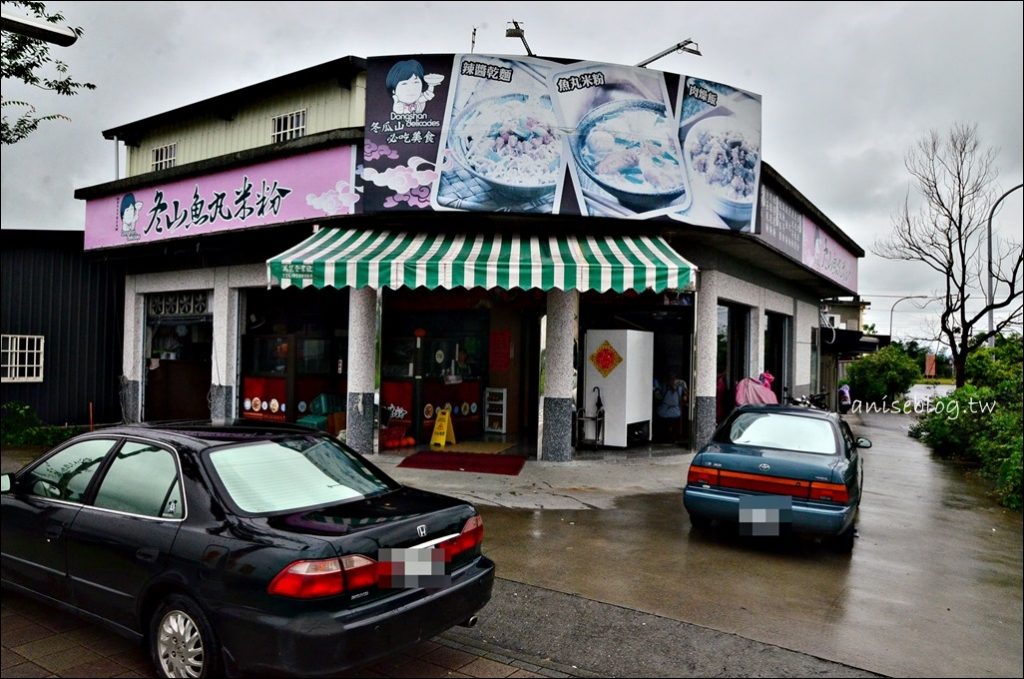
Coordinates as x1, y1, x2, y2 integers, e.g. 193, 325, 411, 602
268, 554, 379, 599
438, 515, 484, 562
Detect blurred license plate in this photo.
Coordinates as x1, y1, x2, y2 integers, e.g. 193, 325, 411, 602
378, 548, 451, 589
738, 496, 792, 536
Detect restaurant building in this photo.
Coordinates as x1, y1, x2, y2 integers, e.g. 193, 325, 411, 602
74, 53, 863, 460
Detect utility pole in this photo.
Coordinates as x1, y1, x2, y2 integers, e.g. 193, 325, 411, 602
986, 183, 1023, 346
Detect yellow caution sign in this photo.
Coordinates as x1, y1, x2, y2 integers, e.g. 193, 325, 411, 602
430, 406, 457, 449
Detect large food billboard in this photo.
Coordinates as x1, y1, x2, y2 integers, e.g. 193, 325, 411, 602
364, 54, 762, 232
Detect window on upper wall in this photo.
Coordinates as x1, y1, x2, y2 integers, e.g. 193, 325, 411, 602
272, 109, 306, 143
1, 334, 45, 383
151, 143, 177, 171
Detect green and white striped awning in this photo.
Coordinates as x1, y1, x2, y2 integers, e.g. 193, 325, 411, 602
267, 228, 695, 293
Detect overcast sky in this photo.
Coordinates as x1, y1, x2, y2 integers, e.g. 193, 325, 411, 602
2, 1, 1021, 341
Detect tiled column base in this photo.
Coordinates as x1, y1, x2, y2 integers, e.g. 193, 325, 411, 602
694, 396, 717, 450
541, 397, 575, 462
347, 392, 375, 455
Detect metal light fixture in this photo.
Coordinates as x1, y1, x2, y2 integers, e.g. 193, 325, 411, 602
888, 295, 930, 338
635, 39, 702, 68
505, 20, 534, 56
1, 9, 77, 46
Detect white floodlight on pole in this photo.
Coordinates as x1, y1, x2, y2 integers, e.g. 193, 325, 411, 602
1, 9, 77, 46
505, 20, 534, 57
635, 39, 702, 68
888, 295, 930, 339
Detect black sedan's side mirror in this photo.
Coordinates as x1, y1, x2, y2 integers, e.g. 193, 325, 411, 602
1, 474, 12, 493
856, 437, 872, 449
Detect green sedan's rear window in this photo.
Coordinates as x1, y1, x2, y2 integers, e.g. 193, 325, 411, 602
721, 412, 837, 455
206, 437, 393, 514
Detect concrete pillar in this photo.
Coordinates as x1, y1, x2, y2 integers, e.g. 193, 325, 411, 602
209, 271, 238, 421
749, 306, 764, 379
793, 298, 819, 397
121, 276, 144, 423
693, 272, 719, 448
347, 287, 377, 455
541, 289, 578, 461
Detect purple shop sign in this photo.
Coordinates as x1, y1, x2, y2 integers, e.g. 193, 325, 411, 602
802, 216, 858, 291
85, 145, 357, 250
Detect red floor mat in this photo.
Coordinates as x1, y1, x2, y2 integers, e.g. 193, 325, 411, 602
397, 451, 526, 476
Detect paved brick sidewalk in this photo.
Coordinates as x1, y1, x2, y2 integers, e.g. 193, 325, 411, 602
1, 590, 593, 678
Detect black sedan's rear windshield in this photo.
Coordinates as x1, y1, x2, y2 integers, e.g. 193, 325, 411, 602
715, 412, 837, 455
206, 436, 396, 514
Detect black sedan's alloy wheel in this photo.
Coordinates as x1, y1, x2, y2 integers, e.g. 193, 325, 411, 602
150, 595, 221, 678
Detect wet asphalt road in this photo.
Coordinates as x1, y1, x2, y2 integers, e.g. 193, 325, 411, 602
473, 413, 1023, 677
2, 412, 1020, 677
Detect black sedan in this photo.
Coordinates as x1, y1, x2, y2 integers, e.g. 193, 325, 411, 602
0, 422, 494, 677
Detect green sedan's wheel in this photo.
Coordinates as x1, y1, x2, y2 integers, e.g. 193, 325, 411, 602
150, 595, 221, 678
832, 524, 856, 553
689, 513, 713, 530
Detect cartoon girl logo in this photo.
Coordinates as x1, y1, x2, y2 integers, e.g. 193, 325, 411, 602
119, 193, 143, 240
386, 59, 445, 115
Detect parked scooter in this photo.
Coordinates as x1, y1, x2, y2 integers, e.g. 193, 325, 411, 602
785, 389, 829, 410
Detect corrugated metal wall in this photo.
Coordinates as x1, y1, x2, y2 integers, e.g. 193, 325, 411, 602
1, 231, 125, 425
126, 75, 366, 176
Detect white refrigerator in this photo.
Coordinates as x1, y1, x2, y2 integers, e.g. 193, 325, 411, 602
582, 329, 654, 448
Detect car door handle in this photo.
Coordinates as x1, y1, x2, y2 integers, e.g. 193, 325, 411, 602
136, 547, 159, 563
45, 525, 63, 543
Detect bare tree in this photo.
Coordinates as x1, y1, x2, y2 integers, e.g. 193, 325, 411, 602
874, 123, 1023, 388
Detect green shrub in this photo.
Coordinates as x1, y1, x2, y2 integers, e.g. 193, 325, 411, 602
1, 402, 42, 446
995, 445, 1023, 511
911, 335, 1022, 510
965, 335, 1023, 403
973, 408, 1024, 510
913, 385, 996, 458
1, 402, 84, 448
846, 345, 922, 404
915, 385, 1021, 510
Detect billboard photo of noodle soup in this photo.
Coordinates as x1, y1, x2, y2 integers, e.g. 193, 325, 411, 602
673, 77, 762, 232
432, 54, 566, 214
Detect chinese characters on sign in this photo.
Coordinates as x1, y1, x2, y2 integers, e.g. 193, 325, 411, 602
802, 216, 858, 291
685, 82, 719, 106
84, 145, 356, 250
461, 60, 513, 82
144, 177, 291, 236
555, 71, 607, 93
362, 56, 453, 210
